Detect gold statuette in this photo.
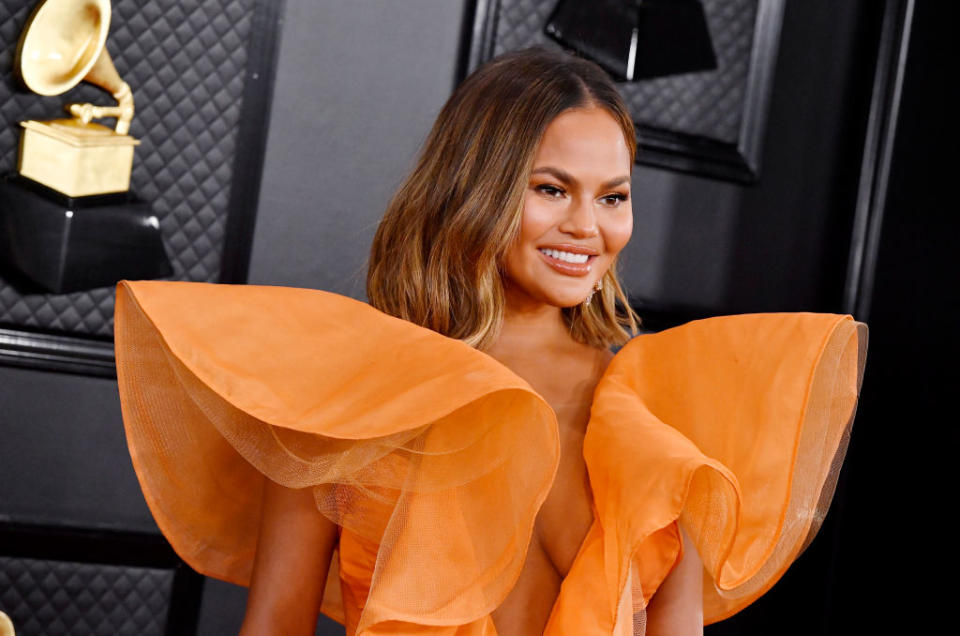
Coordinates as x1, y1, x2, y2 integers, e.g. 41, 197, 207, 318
0, 610, 14, 636
15, 0, 139, 197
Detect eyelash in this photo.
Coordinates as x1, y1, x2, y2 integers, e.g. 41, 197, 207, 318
601, 193, 629, 205
536, 184, 565, 197
535, 184, 629, 206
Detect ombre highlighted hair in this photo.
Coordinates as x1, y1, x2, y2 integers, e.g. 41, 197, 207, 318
367, 47, 640, 350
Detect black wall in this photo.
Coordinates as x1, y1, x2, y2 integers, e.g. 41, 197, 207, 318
825, 2, 955, 633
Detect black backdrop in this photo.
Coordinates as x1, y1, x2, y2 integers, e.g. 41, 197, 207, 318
710, 2, 956, 634
0, 0, 277, 376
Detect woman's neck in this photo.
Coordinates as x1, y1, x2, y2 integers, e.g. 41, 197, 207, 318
488, 283, 575, 357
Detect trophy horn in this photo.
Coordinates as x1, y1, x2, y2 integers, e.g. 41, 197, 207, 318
15, 0, 134, 135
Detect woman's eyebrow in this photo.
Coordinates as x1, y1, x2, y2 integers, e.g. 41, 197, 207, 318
531, 166, 575, 184
530, 167, 630, 191
601, 176, 631, 189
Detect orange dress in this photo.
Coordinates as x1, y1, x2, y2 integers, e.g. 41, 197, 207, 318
114, 280, 866, 635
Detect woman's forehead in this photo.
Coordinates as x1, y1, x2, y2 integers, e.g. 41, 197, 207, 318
533, 107, 632, 177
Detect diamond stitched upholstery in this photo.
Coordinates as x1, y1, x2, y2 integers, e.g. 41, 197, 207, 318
0, 556, 172, 635
0, 0, 254, 337
490, 0, 757, 141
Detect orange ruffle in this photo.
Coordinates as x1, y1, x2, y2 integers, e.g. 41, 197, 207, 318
114, 280, 558, 635
114, 280, 865, 634
558, 312, 866, 630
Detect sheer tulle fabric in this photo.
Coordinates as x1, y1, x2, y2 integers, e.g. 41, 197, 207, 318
576, 312, 866, 626
114, 281, 865, 634
114, 281, 559, 634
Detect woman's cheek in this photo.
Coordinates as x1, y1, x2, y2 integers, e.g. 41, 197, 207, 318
604, 210, 633, 255
520, 196, 557, 239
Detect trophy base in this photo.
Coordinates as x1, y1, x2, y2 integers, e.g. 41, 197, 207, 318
18, 119, 139, 197
0, 175, 173, 294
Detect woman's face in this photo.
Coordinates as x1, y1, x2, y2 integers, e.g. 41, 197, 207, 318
504, 106, 633, 309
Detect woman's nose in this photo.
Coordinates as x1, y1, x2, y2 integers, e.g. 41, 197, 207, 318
559, 197, 599, 238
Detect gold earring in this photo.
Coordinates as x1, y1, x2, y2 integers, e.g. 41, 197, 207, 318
584, 278, 603, 307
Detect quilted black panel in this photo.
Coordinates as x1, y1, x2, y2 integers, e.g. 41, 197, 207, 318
490, 0, 758, 142
0, 0, 254, 337
0, 556, 172, 635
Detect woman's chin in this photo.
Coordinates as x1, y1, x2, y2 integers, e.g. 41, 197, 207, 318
503, 277, 593, 309
543, 292, 593, 309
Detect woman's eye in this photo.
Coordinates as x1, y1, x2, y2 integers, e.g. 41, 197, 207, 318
599, 193, 629, 206
536, 184, 565, 198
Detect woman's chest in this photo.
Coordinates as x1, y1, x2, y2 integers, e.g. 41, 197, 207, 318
486, 391, 598, 634
508, 348, 611, 578
533, 394, 596, 578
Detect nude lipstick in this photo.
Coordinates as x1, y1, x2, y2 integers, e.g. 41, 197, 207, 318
536, 244, 599, 276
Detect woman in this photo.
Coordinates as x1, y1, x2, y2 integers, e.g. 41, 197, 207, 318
114, 48, 866, 635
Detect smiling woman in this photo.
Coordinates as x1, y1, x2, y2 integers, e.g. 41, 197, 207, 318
367, 49, 657, 633
114, 47, 867, 636
505, 107, 634, 308
367, 48, 640, 352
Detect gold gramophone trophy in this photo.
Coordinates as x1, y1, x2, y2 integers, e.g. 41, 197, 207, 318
16, 0, 138, 197
0, 0, 171, 294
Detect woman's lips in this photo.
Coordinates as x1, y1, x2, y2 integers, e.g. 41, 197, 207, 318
537, 248, 596, 276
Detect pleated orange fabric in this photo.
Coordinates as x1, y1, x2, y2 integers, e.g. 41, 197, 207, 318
114, 280, 865, 635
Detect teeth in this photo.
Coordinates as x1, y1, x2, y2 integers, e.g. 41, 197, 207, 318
539, 248, 590, 264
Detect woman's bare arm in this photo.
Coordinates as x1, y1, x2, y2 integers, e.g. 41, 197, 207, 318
644, 524, 704, 636
239, 478, 339, 636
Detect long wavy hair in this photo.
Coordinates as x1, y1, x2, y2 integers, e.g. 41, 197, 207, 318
367, 47, 640, 350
